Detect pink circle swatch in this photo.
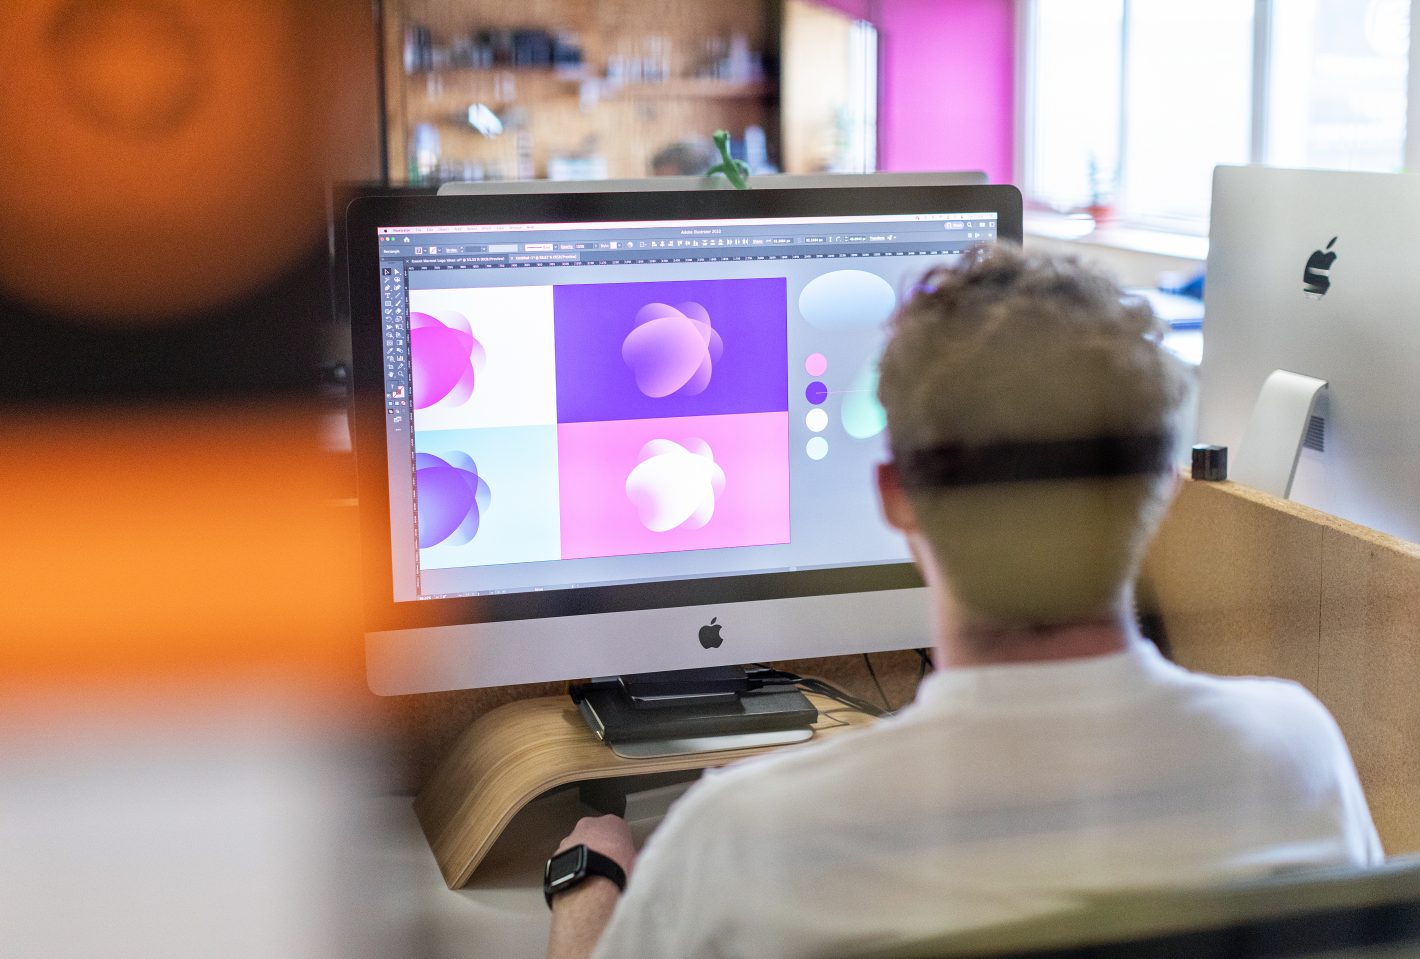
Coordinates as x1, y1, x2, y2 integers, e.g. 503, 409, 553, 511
804, 353, 828, 377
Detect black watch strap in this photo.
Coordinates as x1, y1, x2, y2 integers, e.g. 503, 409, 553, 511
544, 844, 627, 908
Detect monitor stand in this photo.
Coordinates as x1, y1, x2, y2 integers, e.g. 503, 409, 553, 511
572, 666, 818, 759
1232, 369, 1328, 498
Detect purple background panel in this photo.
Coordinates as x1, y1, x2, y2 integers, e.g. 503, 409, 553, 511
553, 277, 788, 423
557, 412, 791, 561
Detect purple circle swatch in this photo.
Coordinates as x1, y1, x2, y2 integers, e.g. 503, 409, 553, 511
805, 381, 828, 405
804, 353, 828, 377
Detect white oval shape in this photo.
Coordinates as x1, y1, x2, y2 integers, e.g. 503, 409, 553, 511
798, 270, 897, 331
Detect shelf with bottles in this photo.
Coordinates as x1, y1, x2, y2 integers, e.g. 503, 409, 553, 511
608, 78, 773, 100
408, 72, 772, 101
406, 65, 593, 82
403, 25, 589, 75
401, 23, 770, 97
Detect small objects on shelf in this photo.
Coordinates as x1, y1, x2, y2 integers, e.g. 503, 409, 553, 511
405, 24, 587, 74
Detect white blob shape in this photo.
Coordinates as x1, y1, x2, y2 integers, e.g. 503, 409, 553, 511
625, 439, 725, 532
798, 270, 898, 331
681, 436, 712, 459
806, 437, 829, 460
805, 408, 828, 433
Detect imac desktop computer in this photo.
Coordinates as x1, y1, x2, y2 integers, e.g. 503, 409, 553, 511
347, 184, 1023, 718
1198, 166, 1420, 545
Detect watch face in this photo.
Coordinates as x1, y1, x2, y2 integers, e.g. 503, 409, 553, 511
546, 845, 587, 890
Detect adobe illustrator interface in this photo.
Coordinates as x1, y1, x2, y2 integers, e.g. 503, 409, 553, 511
375, 212, 999, 602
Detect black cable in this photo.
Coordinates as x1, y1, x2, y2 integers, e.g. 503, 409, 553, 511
861, 653, 891, 711
915, 648, 933, 682
747, 665, 887, 718
796, 678, 887, 718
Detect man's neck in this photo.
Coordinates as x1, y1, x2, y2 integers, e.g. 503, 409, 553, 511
934, 614, 1137, 670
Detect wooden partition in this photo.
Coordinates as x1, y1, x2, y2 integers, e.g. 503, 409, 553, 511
1141, 479, 1420, 853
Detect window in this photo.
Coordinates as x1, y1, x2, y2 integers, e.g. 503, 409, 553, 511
1023, 0, 1413, 232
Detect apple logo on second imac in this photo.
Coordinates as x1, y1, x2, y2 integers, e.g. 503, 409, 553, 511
698, 617, 725, 649
1304, 237, 1338, 298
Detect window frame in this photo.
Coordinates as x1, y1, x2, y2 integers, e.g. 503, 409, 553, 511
1017, 0, 1420, 235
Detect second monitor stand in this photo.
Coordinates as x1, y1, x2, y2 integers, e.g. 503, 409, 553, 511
572, 666, 819, 759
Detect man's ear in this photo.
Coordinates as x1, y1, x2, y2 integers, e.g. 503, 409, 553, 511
876, 461, 919, 533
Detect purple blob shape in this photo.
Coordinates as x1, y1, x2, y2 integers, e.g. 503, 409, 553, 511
805, 381, 828, 405
415, 451, 491, 548
621, 301, 724, 398
410, 310, 486, 410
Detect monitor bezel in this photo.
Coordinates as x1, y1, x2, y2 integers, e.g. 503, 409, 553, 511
347, 184, 1023, 634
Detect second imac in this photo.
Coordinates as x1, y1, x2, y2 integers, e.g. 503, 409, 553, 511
1198, 165, 1420, 544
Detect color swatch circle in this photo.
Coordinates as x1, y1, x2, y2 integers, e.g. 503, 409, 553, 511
805, 408, 828, 432
806, 437, 829, 460
805, 381, 828, 405
804, 353, 828, 376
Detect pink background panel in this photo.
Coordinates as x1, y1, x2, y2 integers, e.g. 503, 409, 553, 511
558, 412, 790, 561
806, 0, 1015, 184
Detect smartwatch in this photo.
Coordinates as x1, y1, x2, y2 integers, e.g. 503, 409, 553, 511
544, 844, 627, 908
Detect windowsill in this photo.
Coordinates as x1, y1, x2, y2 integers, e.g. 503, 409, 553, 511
1024, 211, 1209, 263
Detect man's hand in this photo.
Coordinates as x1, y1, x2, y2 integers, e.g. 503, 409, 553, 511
545, 815, 637, 959
554, 813, 637, 870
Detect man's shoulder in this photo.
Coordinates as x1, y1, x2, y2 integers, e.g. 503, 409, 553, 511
1164, 662, 1336, 722
1154, 661, 1353, 762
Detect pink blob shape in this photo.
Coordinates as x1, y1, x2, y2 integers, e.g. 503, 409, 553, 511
804, 353, 828, 377
410, 310, 485, 410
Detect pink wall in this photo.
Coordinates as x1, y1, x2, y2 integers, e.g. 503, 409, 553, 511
805, 0, 1016, 184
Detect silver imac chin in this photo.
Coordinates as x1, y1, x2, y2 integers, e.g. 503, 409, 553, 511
366, 589, 930, 695
1199, 165, 1420, 544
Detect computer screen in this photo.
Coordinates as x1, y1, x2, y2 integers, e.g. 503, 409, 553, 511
1199, 165, 1420, 544
349, 185, 1022, 694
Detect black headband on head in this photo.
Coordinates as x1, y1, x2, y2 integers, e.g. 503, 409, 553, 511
896, 434, 1174, 489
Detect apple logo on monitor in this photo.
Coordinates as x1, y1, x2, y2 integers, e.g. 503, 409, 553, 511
1303, 237, 1338, 298
698, 617, 725, 649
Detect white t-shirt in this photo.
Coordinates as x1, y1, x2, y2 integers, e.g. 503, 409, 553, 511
591, 641, 1382, 959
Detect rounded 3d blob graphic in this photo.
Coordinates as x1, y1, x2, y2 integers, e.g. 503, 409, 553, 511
798, 270, 897, 331
415, 451, 491, 549
411, 309, 487, 410
621, 301, 724, 398
625, 438, 726, 533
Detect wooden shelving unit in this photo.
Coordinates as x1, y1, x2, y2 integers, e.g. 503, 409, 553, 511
381, 0, 780, 183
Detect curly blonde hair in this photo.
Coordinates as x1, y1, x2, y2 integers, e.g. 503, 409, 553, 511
877, 245, 1195, 627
